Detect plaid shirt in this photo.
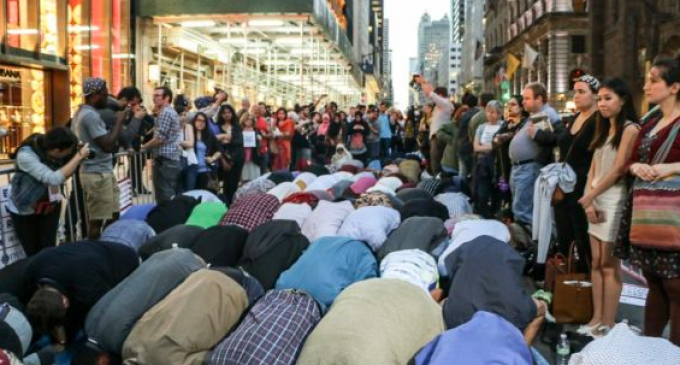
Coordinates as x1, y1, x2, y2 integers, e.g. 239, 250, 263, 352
211, 290, 321, 365
220, 193, 281, 232
154, 105, 182, 160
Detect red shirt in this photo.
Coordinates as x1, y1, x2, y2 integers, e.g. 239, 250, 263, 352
256, 117, 269, 154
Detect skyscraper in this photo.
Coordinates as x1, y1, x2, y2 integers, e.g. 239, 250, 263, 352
451, 0, 466, 43
417, 13, 451, 88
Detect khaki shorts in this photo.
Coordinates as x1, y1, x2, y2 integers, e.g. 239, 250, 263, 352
80, 171, 120, 221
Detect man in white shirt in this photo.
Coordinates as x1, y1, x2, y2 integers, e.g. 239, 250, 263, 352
416, 77, 454, 174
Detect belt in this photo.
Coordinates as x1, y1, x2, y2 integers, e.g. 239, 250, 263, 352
512, 159, 535, 166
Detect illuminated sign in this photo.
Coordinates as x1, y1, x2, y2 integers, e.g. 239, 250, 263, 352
0, 68, 21, 80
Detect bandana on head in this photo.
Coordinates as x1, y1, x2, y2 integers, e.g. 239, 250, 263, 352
578, 74, 601, 92
82, 77, 106, 96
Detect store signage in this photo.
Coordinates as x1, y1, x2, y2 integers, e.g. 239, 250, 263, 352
0, 68, 21, 80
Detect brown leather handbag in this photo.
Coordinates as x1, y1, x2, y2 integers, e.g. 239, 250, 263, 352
552, 242, 593, 324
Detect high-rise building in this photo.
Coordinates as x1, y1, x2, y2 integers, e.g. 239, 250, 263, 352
382, 18, 393, 102
417, 13, 451, 88
460, 0, 485, 94
449, 42, 462, 97
451, 0, 466, 43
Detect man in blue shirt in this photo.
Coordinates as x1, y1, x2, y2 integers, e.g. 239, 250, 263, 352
378, 101, 393, 158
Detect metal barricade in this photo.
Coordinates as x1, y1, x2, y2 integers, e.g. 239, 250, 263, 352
0, 150, 157, 248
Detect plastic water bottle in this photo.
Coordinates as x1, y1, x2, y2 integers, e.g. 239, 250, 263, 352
556, 333, 571, 365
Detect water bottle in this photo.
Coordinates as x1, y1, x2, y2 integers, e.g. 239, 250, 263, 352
556, 333, 571, 365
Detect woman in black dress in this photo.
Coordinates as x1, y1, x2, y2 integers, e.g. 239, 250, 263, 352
554, 75, 601, 271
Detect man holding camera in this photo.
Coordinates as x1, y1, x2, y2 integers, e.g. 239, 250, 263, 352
414, 75, 454, 174
71, 78, 127, 239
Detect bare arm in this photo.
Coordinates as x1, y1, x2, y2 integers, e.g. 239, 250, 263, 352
473, 133, 491, 153
95, 110, 127, 152
580, 125, 640, 207
179, 124, 194, 149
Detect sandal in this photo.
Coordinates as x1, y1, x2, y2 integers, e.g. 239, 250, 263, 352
576, 322, 601, 335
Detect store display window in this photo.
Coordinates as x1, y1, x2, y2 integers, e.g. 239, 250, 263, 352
0, 64, 50, 158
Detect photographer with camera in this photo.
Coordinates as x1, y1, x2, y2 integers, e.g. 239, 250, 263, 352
413, 75, 454, 174
71, 78, 129, 239
7, 127, 90, 256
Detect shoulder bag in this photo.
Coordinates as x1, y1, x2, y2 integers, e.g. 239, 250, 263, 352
629, 119, 680, 250
552, 242, 593, 324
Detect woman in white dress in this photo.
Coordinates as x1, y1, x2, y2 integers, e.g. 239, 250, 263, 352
578, 78, 640, 336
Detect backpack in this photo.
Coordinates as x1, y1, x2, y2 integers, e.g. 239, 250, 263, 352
237, 220, 309, 290
210, 290, 321, 365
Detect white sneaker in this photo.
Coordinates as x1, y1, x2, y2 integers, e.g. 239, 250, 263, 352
577, 322, 601, 335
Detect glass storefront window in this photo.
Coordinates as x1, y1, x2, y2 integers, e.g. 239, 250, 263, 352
111, 0, 131, 94
90, 0, 111, 86
7, 0, 39, 56
0, 65, 50, 158
40, 0, 67, 63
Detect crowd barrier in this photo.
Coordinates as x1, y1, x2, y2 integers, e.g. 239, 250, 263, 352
0, 151, 156, 266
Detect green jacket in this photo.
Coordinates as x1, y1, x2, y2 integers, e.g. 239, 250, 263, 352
436, 122, 459, 170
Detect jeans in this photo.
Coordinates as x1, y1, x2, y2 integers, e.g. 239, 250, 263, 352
510, 162, 540, 225
152, 158, 182, 204
10, 206, 61, 257
369, 140, 380, 160
182, 164, 199, 192
379, 138, 391, 159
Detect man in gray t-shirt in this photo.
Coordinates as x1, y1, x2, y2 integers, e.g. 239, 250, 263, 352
71, 78, 127, 239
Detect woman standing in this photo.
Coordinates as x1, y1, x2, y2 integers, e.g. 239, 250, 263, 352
272, 108, 294, 171
494, 95, 527, 209
472, 100, 503, 218
578, 78, 639, 337
554, 75, 600, 271
189, 112, 223, 191
622, 55, 680, 345
216, 104, 244, 205
326, 113, 344, 160
348, 111, 370, 163
178, 107, 196, 193
241, 115, 262, 182
8, 128, 89, 256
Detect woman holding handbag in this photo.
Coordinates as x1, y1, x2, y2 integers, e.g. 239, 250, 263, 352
623, 55, 680, 345
577, 78, 640, 337
554, 75, 600, 272
216, 104, 244, 205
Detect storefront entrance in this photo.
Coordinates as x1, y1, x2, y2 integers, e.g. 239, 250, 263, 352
0, 64, 51, 159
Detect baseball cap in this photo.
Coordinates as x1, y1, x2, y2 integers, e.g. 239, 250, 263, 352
82, 77, 107, 97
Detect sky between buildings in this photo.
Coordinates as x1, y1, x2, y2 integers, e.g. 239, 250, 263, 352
385, 0, 450, 109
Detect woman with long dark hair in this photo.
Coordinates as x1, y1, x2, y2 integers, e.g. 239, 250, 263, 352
494, 95, 528, 209
188, 112, 223, 192
622, 55, 680, 345
8, 127, 89, 256
272, 107, 294, 171
215, 104, 244, 204
579, 78, 640, 337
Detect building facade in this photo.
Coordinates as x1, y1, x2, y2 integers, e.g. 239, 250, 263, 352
449, 42, 461, 97
0, 0, 133, 159
460, 0, 485, 95
590, 0, 680, 113
451, 0, 466, 43
135, 0, 365, 110
484, 0, 590, 111
417, 13, 450, 88
382, 17, 392, 102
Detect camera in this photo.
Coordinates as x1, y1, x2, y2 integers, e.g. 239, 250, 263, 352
77, 142, 96, 160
